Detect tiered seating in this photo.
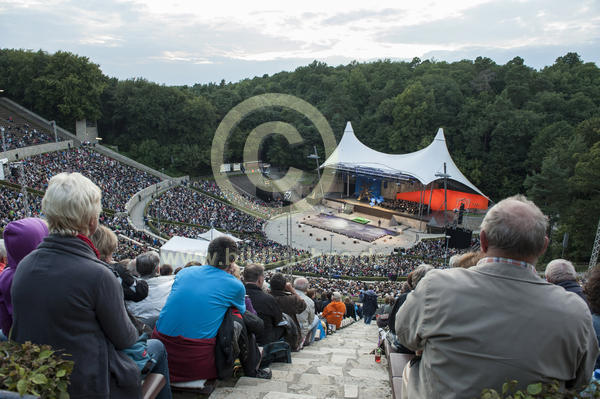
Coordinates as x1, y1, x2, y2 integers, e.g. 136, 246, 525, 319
0, 105, 60, 151
7, 147, 161, 212
291, 253, 445, 278
147, 186, 264, 233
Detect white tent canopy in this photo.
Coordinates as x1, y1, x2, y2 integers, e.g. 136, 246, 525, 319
320, 122, 486, 197
197, 228, 242, 243
159, 236, 209, 268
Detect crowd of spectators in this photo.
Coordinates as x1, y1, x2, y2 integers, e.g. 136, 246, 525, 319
238, 238, 309, 265
148, 186, 265, 233
401, 237, 479, 260
290, 253, 444, 278
0, 116, 60, 151
99, 214, 162, 251
0, 186, 42, 228
194, 179, 284, 218
147, 221, 309, 266
300, 276, 402, 297
380, 199, 423, 215
7, 147, 161, 212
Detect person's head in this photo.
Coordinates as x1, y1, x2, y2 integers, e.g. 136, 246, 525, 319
585, 267, 600, 314
160, 264, 173, 276
227, 262, 241, 279
136, 251, 160, 277
368, 285, 374, 291
400, 281, 411, 294
455, 251, 484, 269
448, 254, 461, 268
207, 236, 238, 269
294, 277, 309, 292
545, 259, 577, 284
90, 225, 118, 263
243, 263, 265, 287
344, 296, 352, 305
42, 172, 102, 237
184, 260, 203, 267
332, 292, 342, 302
480, 195, 548, 263
3, 218, 49, 269
269, 273, 287, 291
412, 264, 434, 287
0, 239, 6, 264
306, 288, 316, 299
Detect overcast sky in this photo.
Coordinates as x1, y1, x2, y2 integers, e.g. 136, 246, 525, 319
0, 0, 598, 85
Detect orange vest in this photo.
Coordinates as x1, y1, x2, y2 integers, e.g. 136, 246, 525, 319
322, 301, 346, 328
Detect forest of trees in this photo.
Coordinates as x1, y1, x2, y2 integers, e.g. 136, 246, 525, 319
0, 49, 598, 263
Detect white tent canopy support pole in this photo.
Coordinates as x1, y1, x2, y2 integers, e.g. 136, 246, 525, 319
346, 173, 350, 197
428, 182, 434, 215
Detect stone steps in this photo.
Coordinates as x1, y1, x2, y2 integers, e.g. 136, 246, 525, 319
210, 321, 391, 399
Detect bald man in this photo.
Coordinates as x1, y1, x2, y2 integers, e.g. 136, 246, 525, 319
395, 195, 598, 399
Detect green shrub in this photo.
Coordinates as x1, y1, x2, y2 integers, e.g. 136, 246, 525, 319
0, 341, 74, 399
479, 379, 600, 399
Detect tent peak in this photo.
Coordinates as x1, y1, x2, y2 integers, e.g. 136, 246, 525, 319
344, 121, 354, 132
434, 128, 445, 141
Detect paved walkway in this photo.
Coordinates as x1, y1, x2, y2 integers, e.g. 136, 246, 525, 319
210, 321, 391, 399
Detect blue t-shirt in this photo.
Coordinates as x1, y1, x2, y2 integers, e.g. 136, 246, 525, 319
156, 265, 246, 339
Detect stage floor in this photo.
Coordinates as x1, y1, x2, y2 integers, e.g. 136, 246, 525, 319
301, 213, 398, 242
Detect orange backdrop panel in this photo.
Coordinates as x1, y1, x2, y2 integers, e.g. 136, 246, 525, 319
396, 189, 488, 210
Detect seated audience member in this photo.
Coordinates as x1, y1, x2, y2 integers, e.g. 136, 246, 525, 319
0, 218, 48, 337
322, 292, 346, 330
127, 252, 175, 329
294, 277, 320, 346
243, 264, 284, 346
91, 227, 172, 398
160, 264, 173, 276
389, 264, 433, 355
0, 239, 6, 273
545, 259, 587, 303
583, 267, 600, 369
91, 225, 149, 302
344, 297, 357, 321
395, 195, 598, 398
11, 173, 144, 398
269, 273, 306, 345
154, 236, 245, 382
224, 262, 270, 379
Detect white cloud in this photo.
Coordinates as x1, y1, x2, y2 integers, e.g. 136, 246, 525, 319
0, 0, 598, 84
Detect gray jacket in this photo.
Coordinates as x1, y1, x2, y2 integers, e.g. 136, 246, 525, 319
396, 261, 598, 399
11, 234, 140, 399
296, 290, 315, 338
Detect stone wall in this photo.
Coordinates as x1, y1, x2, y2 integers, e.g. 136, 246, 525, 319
1, 140, 74, 161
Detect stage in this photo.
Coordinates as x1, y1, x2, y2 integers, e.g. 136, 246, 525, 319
324, 196, 427, 222
301, 213, 398, 242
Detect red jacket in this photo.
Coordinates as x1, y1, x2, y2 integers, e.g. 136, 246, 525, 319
152, 328, 216, 382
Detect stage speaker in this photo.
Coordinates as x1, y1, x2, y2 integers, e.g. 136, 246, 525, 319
447, 227, 472, 249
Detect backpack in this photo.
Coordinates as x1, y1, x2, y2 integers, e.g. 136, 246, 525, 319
259, 341, 291, 369
122, 333, 155, 374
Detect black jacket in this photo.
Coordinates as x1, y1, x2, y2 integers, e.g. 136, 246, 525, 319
244, 283, 283, 346
557, 280, 589, 305
12, 234, 140, 399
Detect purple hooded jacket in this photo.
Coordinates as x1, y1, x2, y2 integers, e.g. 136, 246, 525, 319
0, 218, 48, 335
